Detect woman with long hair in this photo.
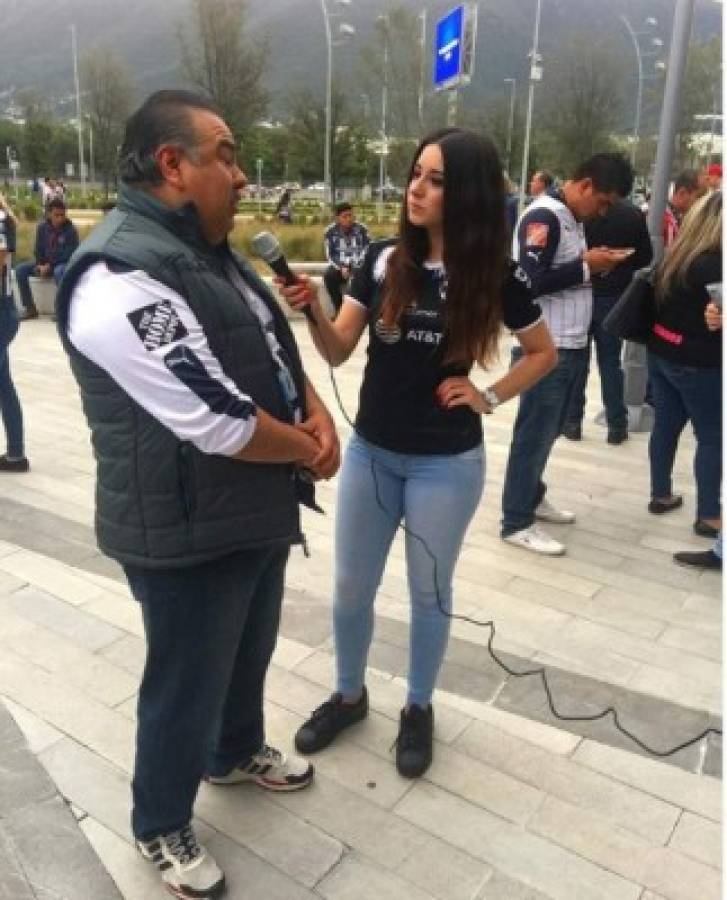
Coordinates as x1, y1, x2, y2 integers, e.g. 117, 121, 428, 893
0, 194, 28, 472
279, 128, 556, 776
647, 190, 722, 537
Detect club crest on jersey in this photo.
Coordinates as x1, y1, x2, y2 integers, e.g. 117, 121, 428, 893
525, 222, 549, 248
374, 318, 402, 344
127, 300, 188, 352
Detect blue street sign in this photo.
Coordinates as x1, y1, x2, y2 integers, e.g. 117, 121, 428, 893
434, 6, 464, 90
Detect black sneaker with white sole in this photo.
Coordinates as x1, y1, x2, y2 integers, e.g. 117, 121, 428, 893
205, 743, 313, 791
295, 687, 369, 754
137, 823, 225, 899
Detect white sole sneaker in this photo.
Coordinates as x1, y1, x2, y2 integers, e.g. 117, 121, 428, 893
137, 826, 225, 899
535, 498, 575, 525
205, 745, 314, 792
503, 524, 566, 556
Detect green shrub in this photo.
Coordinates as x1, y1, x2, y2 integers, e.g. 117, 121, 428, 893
21, 201, 41, 222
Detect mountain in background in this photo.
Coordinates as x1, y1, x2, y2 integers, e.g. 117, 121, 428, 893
0, 0, 720, 120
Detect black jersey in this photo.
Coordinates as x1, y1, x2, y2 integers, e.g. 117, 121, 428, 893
347, 240, 542, 455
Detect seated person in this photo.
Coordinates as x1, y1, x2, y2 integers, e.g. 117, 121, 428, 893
15, 199, 79, 320
323, 202, 370, 313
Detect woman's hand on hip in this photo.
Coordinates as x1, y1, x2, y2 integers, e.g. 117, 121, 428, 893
436, 377, 488, 414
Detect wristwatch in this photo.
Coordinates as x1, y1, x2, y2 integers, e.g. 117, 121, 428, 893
480, 387, 500, 414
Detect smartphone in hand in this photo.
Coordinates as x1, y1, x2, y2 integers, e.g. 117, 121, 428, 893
706, 282, 723, 310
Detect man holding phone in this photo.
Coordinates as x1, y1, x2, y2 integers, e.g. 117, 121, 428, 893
502, 152, 635, 556
564, 172, 653, 444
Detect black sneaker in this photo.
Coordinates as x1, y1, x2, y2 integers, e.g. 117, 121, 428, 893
295, 688, 368, 754
137, 823, 225, 899
607, 427, 629, 445
673, 549, 722, 570
0, 455, 29, 472
562, 423, 582, 441
395, 704, 433, 778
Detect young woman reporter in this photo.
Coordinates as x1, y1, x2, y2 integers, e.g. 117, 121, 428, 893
279, 128, 556, 777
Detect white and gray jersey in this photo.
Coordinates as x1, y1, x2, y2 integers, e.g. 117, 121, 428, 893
68, 262, 272, 456
513, 193, 592, 349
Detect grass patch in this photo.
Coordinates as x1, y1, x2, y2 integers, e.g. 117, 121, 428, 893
12, 217, 400, 267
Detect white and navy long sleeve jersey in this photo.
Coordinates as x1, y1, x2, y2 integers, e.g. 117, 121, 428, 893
323, 221, 370, 269
513, 193, 592, 349
67, 262, 274, 457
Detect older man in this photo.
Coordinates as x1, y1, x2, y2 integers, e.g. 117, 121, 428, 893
529, 169, 555, 200
55, 90, 340, 899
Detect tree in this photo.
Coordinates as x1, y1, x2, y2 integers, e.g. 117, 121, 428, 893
283, 89, 369, 198
0, 119, 23, 174
464, 93, 525, 183
16, 90, 53, 178
179, 0, 267, 142
358, 6, 426, 141
536, 35, 628, 174
674, 36, 721, 169
81, 49, 135, 195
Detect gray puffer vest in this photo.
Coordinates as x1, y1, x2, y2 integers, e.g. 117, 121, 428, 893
56, 185, 314, 569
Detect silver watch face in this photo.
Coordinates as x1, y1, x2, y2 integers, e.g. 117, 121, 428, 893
484, 388, 499, 408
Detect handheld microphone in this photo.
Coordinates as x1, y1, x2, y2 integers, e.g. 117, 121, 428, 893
251, 231, 315, 323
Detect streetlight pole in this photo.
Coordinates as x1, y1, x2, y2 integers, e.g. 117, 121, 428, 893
622, 0, 696, 430
504, 77, 517, 175
518, 0, 543, 213
70, 24, 86, 196
418, 10, 427, 133
321, 0, 354, 210
378, 14, 389, 223
321, 0, 333, 210
256, 157, 263, 218
620, 16, 662, 169
87, 118, 95, 185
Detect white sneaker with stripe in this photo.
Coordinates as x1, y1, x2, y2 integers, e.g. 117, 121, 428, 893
205, 743, 314, 791
503, 524, 566, 556
137, 823, 225, 899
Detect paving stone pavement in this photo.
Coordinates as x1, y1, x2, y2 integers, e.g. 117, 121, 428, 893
0, 318, 721, 899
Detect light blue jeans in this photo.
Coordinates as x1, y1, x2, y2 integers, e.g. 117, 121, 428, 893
334, 432, 485, 708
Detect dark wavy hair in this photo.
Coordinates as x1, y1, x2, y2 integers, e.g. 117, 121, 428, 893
118, 90, 221, 187
380, 128, 507, 368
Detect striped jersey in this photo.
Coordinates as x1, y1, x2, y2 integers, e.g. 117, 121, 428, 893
513, 193, 592, 349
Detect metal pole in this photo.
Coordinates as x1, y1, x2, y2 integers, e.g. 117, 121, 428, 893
88, 122, 94, 185
321, 0, 333, 209
622, 0, 696, 429
256, 157, 262, 218
620, 16, 644, 168
70, 24, 86, 196
518, 0, 542, 212
418, 9, 427, 133
447, 89, 458, 127
504, 78, 517, 174
378, 17, 388, 223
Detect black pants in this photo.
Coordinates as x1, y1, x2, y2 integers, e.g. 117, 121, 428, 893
324, 265, 349, 313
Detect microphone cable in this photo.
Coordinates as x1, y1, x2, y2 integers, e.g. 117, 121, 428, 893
294, 285, 722, 761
